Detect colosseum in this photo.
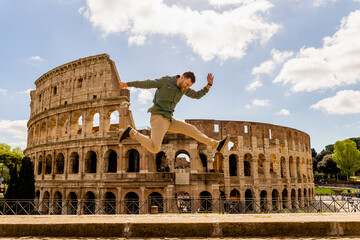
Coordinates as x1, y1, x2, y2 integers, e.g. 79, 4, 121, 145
24, 53, 314, 214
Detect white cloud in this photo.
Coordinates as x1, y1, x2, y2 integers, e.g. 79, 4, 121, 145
310, 90, 360, 115
252, 49, 293, 75
29, 56, 43, 61
83, 0, 279, 61
274, 10, 360, 92
246, 78, 262, 91
138, 89, 153, 104
209, 0, 256, 7
276, 108, 291, 116
0, 120, 28, 140
128, 35, 147, 46
313, 0, 337, 7
19, 89, 34, 95
0, 88, 7, 95
246, 99, 270, 108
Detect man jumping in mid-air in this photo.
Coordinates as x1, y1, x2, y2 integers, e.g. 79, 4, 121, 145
118, 71, 229, 154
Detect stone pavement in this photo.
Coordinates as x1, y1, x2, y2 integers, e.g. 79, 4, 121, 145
0, 213, 360, 238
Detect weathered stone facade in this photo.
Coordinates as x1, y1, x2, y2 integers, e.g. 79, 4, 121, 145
24, 54, 314, 214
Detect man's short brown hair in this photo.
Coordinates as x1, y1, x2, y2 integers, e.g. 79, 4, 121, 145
182, 71, 196, 83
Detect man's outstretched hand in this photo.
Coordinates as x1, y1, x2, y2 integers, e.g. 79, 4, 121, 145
206, 73, 214, 90
119, 81, 128, 89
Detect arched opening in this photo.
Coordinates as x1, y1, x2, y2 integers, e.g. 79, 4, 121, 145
156, 151, 168, 172
72, 115, 83, 135
199, 154, 207, 172
175, 192, 191, 213
229, 189, 241, 213
67, 192, 78, 215
127, 149, 140, 172
85, 151, 97, 173
298, 188, 302, 207
105, 150, 117, 173
304, 189, 308, 207
289, 156, 294, 178
229, 154, 238, 176
55, 153, 64, 174
272, 190, 279, 211
148, 192, 164, 213
53, 191, 62, 215
213, 153, 223, 173
45, 154, 52, 175
260, 190, 268, 211
245, 189, 253, 212
291, 189, 296, 209
104, 192, 116, 214
49, 119, 56, 138
83, 191, 96, 214
109, 110, 120, 131
280, 156, 285, 178
282, 189, 288, 209
199, 191, 212, 213
244, 154, 252, 176
124, 192, 139, 214
92, 113, 100, 133
40, 122, 47, 142
37, 156, 43, 175
175, 151, 190, 170
257, 154, 265, 175
69, 152, 79, 174
43, 191, 50, 214
59, 117, 68, 136
296, 157, 301, 178
228, 140, 235, 151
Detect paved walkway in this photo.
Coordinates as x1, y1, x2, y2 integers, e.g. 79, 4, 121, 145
1, 213, 360, 238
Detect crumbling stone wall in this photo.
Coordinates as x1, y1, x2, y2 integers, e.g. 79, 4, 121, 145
24, 54, 314, 214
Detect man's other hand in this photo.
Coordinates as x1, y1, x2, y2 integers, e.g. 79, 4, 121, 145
119, 82, 128, 89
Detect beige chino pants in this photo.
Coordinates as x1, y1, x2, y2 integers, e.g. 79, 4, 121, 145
130, 114, 219, 154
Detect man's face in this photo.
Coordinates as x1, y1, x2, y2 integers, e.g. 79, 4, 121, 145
179, 77, 193, 91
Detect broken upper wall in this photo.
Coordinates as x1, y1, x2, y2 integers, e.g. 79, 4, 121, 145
185, 119, 311, 153
29, 54, 128, 118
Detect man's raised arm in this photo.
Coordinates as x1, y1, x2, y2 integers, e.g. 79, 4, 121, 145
119, 77, 166, 89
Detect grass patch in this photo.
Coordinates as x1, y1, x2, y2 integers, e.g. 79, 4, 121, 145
315, 187, 356, 195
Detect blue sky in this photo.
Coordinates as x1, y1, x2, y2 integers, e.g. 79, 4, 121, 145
0, 0, 360, 153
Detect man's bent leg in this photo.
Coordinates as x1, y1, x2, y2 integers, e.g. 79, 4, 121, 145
130, 114, 170, 153
168, 118, 219, 149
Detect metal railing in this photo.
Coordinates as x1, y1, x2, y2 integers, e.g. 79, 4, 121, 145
0, 196, 359, 215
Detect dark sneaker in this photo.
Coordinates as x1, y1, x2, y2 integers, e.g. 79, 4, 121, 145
118, 126, 132, 144
216, 136, 230, 153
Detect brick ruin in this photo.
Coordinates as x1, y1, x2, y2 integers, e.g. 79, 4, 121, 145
24, 53, 315, 214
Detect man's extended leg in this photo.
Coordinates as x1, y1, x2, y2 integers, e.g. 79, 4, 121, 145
167, 118, 219, 149
128, 114, 170, 153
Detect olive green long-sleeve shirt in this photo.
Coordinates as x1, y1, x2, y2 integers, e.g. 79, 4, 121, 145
127, 75, 209, 119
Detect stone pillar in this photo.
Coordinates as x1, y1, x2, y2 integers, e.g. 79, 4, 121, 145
140, 187, 146, 214
116, 187, 123, 214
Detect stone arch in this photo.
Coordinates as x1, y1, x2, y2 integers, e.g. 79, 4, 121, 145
175, 191, 191, 213
199, 153, 207, 172
270, 154, 277, 173
55, 153, 65, 174
156, 151, 168, 172
245, 189, 253, 211
126, 149, 140, 172
72, 114, 83, 135
104, 149, 117, 173
53, 191, 62, 214
104, 192, 116, 214
69, 152, 79, 174
244, 153, 252, 176
282, 189, 288, 209
199, 191, 212, 213
67, 192, 78, 215
83, 191, 96, 214
59, 116, 68, 136
37, 155, 43, 175
257, 153, 265, 175
43, 191, 50, 214
40, 122, 47, 142
175, 150, 191, 170
48, 118, 56, 138
108, 110, 120, 131
272, 189, 280, 211
228, 189, 241, 213
260, 190, 268, 211
85, 151, 97, 173
213, 153, 223, 173
230, 189, 240, 200
291, 189, 296, 209
148, 192, 164, 213
280, 156, 285, 178
229, 154, 238, 176
92, 112, 100, 133
124, 192, 139, 214
296, 157, 301, 177
45, 154, 52, 175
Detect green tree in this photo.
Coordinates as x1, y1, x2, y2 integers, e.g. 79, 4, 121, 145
17, 157, 35, 199
317, 154, 340, 178
333, 139, 360, 181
